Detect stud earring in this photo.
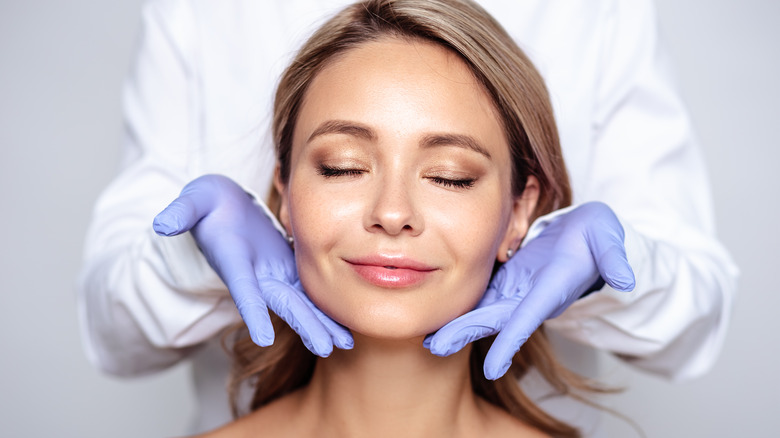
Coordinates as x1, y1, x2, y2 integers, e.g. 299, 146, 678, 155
506, 247, 515, 259
286, 235, 294, 245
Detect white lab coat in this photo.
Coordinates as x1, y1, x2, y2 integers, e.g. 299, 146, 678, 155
78, 0, 738, 435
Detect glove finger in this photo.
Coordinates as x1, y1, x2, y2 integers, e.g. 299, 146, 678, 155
425, 301, 516, 357
258, 278, 335, 357
596, 243, 635, 292
221, 262, 275, 347
289, 279, 353, 350
310, 304, 354, 350
153, 191, 212, 236
482, 274, 567, 380
585, 205, 635, 292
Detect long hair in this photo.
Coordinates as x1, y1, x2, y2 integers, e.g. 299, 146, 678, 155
230, 1, 604, 437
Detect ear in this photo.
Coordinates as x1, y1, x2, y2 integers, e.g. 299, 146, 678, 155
273, 165, 293, 236
496, 176, 540, 263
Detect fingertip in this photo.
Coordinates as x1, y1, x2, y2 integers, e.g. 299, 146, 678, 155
242, 306, 275, 347
601, 247, 636, 292
312, 338, 334, 358
334, 332, 354, 350
250, 328, 274, 348
323, 321, 354, 351
484, 360, 511, 381
608, 274, 635, 291
298, 326, 335, 358
152, 211, 182, 236
423, 334, 447, 356
605, 261, 635, 291
426, 309, 509, 357
428, 342, 451, 357
483, 321, 531, 380
427, 335, 464, 357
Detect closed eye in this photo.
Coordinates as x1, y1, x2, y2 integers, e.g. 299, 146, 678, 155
428, 176, 476, 189
318, 165, 365, 178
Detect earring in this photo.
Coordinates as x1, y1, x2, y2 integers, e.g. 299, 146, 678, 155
286, 235, 294, 245
506, 247, 516, 259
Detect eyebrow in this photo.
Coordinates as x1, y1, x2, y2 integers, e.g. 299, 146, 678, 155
308, 120, 377, 143
420, 133, 492, 159
307, 119, 492, 159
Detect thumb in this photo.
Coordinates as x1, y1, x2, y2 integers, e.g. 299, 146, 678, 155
153, 190, 213, 236
584, 203, 635, 292
594, 238, 635, 292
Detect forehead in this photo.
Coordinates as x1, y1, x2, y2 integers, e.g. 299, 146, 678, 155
293, 37, 508, 157
306, 37, 490, 108
327, 37, 478, 86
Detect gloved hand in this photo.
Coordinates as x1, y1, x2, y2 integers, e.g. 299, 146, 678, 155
425, 201, 635, 380
152, 174, 353, 357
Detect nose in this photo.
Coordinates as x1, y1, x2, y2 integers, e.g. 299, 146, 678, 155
365, 175, 423, 236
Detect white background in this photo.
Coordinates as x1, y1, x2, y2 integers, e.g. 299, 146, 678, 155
0, 0, 777, 436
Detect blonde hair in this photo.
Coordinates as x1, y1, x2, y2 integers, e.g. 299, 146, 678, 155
272, 0, 570, 217
229, 1, 605, 437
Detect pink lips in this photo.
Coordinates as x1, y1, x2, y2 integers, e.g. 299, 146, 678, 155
345, 255, 437, 288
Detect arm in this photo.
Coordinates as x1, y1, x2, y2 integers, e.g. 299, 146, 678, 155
545, 0, 737, 381
427, 0, 737, 382
78, 0, 351, 376
78, 0, 235, 376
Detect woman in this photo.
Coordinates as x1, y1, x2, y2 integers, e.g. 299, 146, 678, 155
197, 1, 604, 436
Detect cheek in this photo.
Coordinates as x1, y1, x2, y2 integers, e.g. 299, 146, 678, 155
287, 182, 331, 244
285, 175, 363, 303
287, 168, 365, 237
286, 178, 342, 267
426, 186, 512, 311
433, 185, 510, 260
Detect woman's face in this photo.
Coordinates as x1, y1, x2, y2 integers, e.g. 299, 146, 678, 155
276, 38, 538, 340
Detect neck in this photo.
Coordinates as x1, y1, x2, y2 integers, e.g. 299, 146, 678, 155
298, 334, 486, 438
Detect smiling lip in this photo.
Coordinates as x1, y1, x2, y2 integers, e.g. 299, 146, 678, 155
345, 255, 437, 289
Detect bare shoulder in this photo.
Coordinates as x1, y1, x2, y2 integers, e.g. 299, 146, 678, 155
190, 391, 307, 438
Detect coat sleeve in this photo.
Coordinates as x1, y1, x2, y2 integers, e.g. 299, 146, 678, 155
543, 0, 738, 381
77, 0, 242, 377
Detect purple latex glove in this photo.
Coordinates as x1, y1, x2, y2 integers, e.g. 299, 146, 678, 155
425, 202, 635, 380
152, 174, 353, 357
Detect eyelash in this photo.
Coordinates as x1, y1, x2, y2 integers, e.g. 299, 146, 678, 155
427, 176, 476, 189
318, 165, 476, 189
318, 165, 365, 178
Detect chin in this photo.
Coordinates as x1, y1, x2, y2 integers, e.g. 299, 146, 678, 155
333, 304, 456, 341
348, 322, 430, 341
301, 271, 486, 342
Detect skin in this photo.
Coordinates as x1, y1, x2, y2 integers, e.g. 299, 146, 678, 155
278, 37, 538, 340
198, 37, 544, 438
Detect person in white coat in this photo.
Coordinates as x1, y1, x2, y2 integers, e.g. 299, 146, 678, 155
78, 0, 737, 435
